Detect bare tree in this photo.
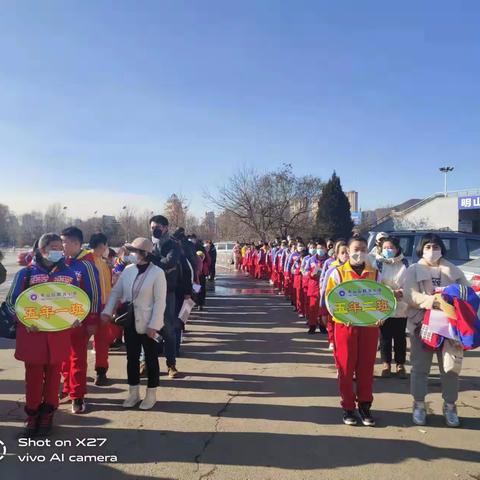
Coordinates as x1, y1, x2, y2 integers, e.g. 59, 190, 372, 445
206, 164, 322, 240
44, 203, 67, 233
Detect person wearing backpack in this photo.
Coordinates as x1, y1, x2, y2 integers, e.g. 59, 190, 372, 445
404, 233, 469, 428
6, 233, 80, 437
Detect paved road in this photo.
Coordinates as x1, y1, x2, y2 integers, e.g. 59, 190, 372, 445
0, 273, 479, 479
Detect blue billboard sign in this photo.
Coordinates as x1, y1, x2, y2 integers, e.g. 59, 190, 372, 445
458, 196, 480, 210
351, 211, 362, 225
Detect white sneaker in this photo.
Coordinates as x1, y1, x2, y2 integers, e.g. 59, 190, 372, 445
412, 401, 427, 426
443, 403, 460, 428
123, 385, 141, 408
139, 387, 157, 410
328, 343, 334, 351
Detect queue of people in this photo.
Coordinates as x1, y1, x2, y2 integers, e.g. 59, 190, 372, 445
239, 232, 477, 428
5, 215, 215, 437
3, 227, 479, 435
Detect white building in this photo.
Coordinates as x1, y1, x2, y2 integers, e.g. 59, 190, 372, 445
372, 189, 480, 234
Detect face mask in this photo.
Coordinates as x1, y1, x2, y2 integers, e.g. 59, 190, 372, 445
152, 228, 163, 240
317, 248, 326, 257
382, 248, 396, 259
131, 253, 141, 265
350, 251, 368, 266
309, 248, 315, 255
102, 247, 109, 259
328, 248, 334, 257
423, 249, 442, 263
124, 254, 136, 264
47, 250, 64, 263
338, 253, 349, 263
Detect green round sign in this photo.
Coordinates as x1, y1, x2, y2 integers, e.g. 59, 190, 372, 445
326, 279, 396, 326
15, 282, 91, 332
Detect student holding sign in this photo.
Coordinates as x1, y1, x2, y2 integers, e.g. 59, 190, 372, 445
6, 233, 81, 437
325, 236, 381, 427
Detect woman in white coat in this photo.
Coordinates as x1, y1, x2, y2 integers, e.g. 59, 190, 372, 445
102, 238, 166, 410
404, 233, 469, 427
375, 236, 409, 378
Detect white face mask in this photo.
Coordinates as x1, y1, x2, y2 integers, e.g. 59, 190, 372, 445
423, 249, 442, 263
349, 251, 368, 266
102, 246, 110, 259
125, 253, 139, 264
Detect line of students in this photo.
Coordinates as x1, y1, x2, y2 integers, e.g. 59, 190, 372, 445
242, 233, 470, 428
6, 215, 213, 437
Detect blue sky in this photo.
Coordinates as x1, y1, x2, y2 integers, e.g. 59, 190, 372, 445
0, 0, 478, 219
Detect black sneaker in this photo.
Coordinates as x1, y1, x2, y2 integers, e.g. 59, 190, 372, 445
307, 326, 317, 335
109, 339, 123, 351
342, 410, 357, 426
358, 403, 376, 427
72, 398, 86, 414
318, 325, 327, 334
94, 371, 108, 386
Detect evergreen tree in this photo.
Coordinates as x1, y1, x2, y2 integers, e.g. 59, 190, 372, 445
315, 172, 354, 239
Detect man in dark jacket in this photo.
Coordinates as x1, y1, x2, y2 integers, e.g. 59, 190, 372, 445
149, 215, 181, 378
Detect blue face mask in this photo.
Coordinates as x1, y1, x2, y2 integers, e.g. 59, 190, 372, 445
47, 250, 64, 263
382, 248, 396, 259
309, 248, 315, 255
317, 248, 326, 257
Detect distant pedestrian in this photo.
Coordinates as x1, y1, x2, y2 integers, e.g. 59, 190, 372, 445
0, 250, 6, 285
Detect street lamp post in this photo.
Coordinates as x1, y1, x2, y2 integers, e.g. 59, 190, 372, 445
439, 166, 454, 197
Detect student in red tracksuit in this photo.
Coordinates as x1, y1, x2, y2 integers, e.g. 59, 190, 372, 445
325, 236, 380, 427
301, 246, 313, 318
293, 247, 308, 317
286, 245, 301, 308
60, 227, 102, 414
306, 240, 329, 334
251, 246, 259, 278
275, 240, 288, 294
254, 244, 267, 279
89, 233, 113, 387
6, 233, 79, 436
320, 240, 349, 351
282, 242, 295, 300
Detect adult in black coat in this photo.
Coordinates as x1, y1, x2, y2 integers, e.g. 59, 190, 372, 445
149, 215, 181, 378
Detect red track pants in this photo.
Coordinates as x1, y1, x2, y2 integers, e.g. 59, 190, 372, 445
93, 321, 112, 371
334, 323, 379, 410
25, 363, 61, 411
61, 325, 90, 400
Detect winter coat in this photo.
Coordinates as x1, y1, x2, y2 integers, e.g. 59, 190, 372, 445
376, 254, 409, 318
103, 263, 167, 334
403, 258, 469, 334
152, 233, 180, 293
